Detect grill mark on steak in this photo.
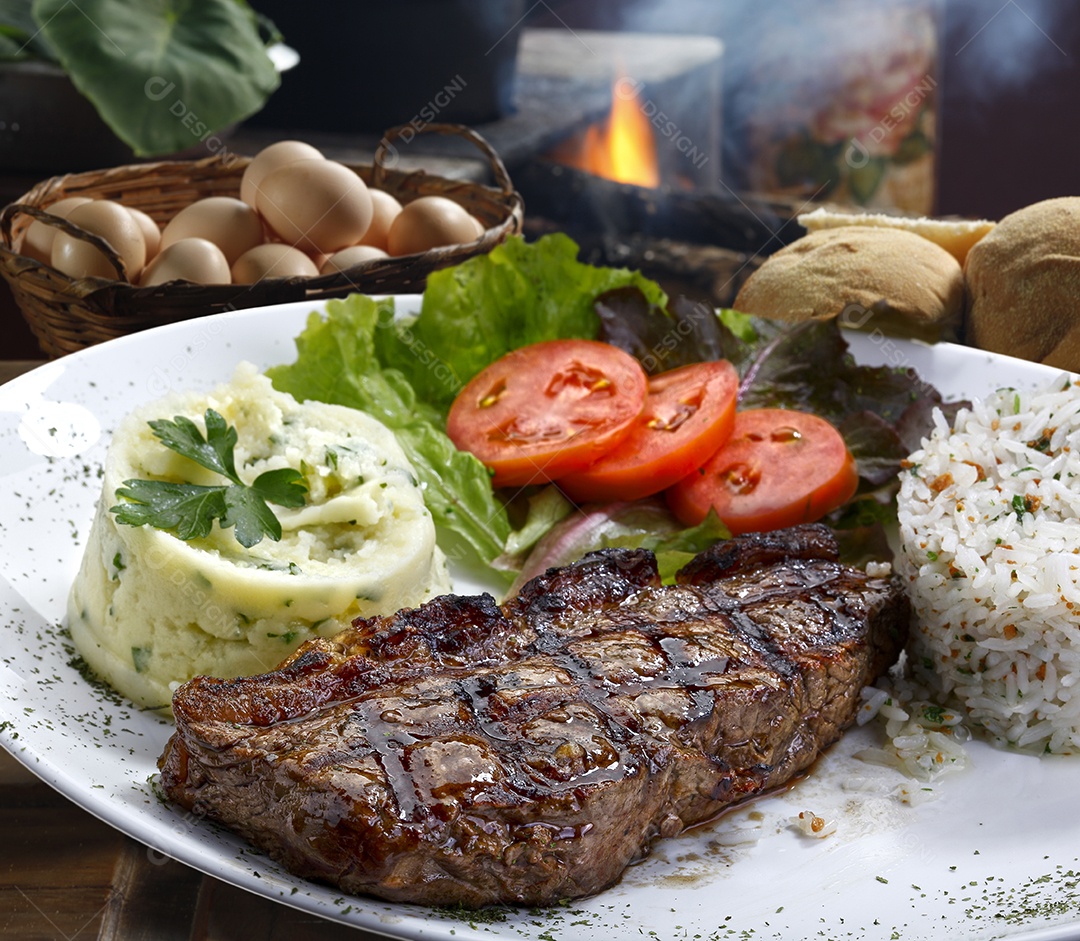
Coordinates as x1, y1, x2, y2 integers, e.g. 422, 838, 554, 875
159, 523, 908, 907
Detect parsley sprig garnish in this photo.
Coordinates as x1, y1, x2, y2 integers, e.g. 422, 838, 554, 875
110, 409, 307, 548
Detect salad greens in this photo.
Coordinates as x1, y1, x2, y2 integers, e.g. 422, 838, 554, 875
268, 235, 668, 570
375, 232, 667, 411
593, 284, 941, 560
267, 233, 946, 581
502, 501, 731, 593
594, 288, 753, 374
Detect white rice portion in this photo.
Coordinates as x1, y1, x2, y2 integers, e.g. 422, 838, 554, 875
896, 373, 1080, 754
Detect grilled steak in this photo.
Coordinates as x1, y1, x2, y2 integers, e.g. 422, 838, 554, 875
159, 523, 908, 907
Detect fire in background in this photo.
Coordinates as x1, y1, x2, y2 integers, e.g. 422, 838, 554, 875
549, 76, 662, 189
532, 0, 940, 215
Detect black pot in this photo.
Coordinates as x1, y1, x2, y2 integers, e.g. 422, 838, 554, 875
0, 60, 248, 174
0, 61, 138, 173
248, 0, 525, 133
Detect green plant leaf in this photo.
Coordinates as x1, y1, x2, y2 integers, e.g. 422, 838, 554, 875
147, 410, 239, 481
250, 467, 308, 509
507, 499, 730, 592
222, 484, 282, 547
111, 410, 307, 549
31, 0, 279, 156
500, 486, 575, 560
112, 479, 227, 541
0, 32, 23, 59
606, 508, 731, 583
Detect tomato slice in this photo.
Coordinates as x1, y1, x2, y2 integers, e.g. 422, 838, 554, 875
446, 339, 648, 489
558, 360, 739, 503
667, 408, 858, 533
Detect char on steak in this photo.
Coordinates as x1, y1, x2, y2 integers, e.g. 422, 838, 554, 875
159, 523, 908, 907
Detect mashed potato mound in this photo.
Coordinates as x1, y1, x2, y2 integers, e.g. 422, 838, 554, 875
68, 363, 450, 709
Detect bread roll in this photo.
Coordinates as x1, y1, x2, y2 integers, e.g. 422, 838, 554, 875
734, 226, 964, 342
965, 197, 1080, 370
798, 206, 995, 266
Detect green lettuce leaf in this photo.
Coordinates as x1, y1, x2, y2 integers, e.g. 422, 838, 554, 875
497, 485, 576, 562
267, 296, 510, 564
601, 507, 731, 583
382, 233, 668, 411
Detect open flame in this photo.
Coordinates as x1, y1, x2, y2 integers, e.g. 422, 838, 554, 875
551, 76, 660, 188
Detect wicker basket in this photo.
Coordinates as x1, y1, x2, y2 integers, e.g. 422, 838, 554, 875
0, 124, 524, 358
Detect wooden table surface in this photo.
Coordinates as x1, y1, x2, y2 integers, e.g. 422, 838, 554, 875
0, 360, 387, 940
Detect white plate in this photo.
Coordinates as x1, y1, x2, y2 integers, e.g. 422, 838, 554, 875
2, 303, 1080, 941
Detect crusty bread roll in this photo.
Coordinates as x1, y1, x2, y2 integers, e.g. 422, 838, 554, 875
734, 226, 965, 342
797, 207, 995, 266
965, 197, 1080, 369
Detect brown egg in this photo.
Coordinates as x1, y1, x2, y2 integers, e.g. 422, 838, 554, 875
319, 244, 389, 275
386, 196, 483, 256
21, 197, 91, 264
357, 189, 402, 251
161, 197, 263, 266
256, 159, 374, 256
140, 238, 231, 286
231, 243, 319, 283
51, 199, 146, 281
240, 139, 324, 208
126, 207, 162, 260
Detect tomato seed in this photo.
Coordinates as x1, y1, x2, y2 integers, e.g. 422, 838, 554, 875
478, 379, 507, 408
647, 401, 697, 433
720, 462, 759, 494
770, 426, 803, 443
545, 363, 611, 397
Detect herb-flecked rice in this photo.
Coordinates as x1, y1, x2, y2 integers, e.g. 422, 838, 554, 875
896, 374, 1080, 754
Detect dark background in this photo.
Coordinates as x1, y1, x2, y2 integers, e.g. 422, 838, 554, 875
936, 0, 1080, 219
3, 0, 1078, 358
